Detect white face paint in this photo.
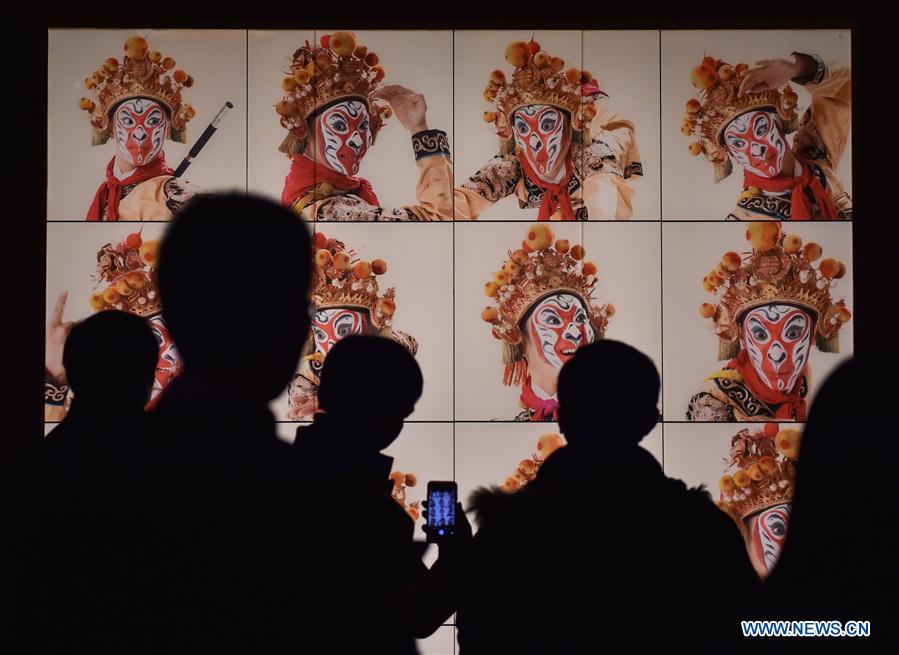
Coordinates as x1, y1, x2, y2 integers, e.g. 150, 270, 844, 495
114, 98, 167, 167
315, 100, 371, 176
742, 305, 812, 393
512, 104, 567, 181
724, 109, 788, 178
525, 293, 594, 370
747, 503, 791, 576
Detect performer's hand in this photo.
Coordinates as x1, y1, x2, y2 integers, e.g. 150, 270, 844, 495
738, 57, 805, 97
372, 84, 428, 134
46, 291, 75, 385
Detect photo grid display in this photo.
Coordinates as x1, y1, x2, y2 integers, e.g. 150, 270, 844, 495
46, 28, 853, 653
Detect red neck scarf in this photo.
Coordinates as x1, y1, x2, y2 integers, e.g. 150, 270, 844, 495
281, 154, 379, 209
520, 376, 560, 422
86, 154, 173, 221
518, 154, 576, 221
728, 349, 807, 420
742, 155, 838, 221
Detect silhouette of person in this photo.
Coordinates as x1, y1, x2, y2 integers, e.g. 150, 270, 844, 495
741, 357, 898, 654
147, 193, 313, 651
458, 340, 759, 654
293, 335, 472, 654
16, 311, 159, 652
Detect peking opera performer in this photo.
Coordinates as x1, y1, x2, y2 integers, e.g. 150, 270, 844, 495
687, 222, 851, 422
45, 233, 181, 421
454, 38, 643, 221
275, 31, 454, 221
681, 51, 851, 221
80, 36, 200, 220
287, 232, 418, 419
717, 423, 801, 578
480, 224, 614, 421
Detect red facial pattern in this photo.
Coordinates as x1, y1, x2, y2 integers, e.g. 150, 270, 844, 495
147, 315, 180, 404
525, 293, 594, 370
746, 503, 791, 576
512, 104, 567, 180
742, 305, 812, 393
114, 98, 167, 167
723, 109, 787, 178
311, 307, 368, 356
316, 100, 371, 176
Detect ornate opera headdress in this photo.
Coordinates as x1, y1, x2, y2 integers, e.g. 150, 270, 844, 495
389, 471, 421, 521
699, 221, 851, 360
481, 223, 613, 386
276, 31, 391, 155
717, 423, 800, 524
88, 231, 162, 318
499, 433, 565, 492
482, 38, 607, 154
304, 231, 417, 371
682, 55, 799, 182
79, 36, 196, 146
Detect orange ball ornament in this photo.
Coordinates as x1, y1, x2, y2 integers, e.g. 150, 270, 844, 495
352, 260, 372, 279
803, 242, 823, 262
746, 222, 782, 252
371, 259, 388, 275
524, 224, 554, 251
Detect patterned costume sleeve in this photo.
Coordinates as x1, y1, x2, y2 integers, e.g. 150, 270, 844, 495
44, 375, 70, 422
791, 53, 851, 171
297, 129, 454, 222
454, 154, 522, 220
162, 177, 201, 216
686, 391, 736, 422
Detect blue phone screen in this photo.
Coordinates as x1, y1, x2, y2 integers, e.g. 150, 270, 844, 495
428, 488, 456, 537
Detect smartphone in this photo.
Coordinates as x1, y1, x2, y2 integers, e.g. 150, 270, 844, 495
425, 481, 457, 543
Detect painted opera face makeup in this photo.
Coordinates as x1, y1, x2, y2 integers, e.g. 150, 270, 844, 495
523, 292, 594, 385
723, 109, 787, 178
512, 104, 569, 182
148, 315, 180, 402
742, 305, 813, 394
311, 307, 369, 357
114, 98, 167, 167
315, 100, 371, 176
745, 503, 791, 577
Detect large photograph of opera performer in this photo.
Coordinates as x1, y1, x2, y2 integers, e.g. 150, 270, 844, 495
453, 31, 656, 221
247, 30, 454, 221
664, 422, 803, 578
662, 30, 851, 221
454, 222, 661, 421
44, 224, 179, 422
47, 29, 246, 220
269, 223, 454, 422
662, 221, 853, 422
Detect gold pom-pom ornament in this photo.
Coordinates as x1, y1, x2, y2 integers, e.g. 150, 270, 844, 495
699, 221, 850, 359
481, 223, 612, 387
277, 31, 390, 156
499, 433, 566, 492
81, 35, 195, 146
682, 54, 799, 184
389, 470, 421, 521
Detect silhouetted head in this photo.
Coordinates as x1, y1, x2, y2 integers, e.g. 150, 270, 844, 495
557, 340, 660, 447
317, 335, 423, 451
158, 194, 312, 402
64, 311, 157, 409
